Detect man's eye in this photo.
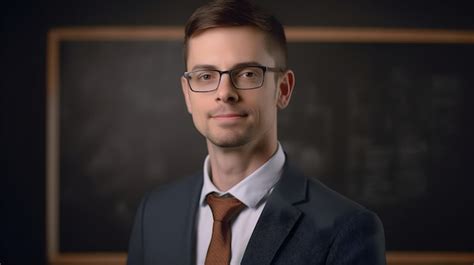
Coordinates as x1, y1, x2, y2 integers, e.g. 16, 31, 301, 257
196, 72, 215, 81
200, 74, 211, 80
237, 70, 259, 79
241, 71, 256, 78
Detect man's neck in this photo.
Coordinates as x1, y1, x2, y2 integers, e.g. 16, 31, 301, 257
207, 139, 278, 192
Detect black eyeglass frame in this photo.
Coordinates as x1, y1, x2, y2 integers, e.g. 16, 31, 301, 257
183, 65, 284, 93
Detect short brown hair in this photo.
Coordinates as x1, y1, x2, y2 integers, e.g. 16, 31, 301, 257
183, 0, 288, 69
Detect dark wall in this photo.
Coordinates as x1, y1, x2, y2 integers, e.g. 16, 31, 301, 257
2, 1, 473, 264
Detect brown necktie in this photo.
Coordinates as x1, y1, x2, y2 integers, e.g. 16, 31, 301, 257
205, 193, 246, 265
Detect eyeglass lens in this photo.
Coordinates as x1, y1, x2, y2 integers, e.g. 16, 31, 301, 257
187, 66, 264, 92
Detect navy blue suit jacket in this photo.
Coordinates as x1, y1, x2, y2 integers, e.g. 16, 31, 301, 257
127, 162, 386, 265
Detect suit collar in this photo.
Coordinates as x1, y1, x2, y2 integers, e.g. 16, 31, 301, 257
241, 161, 308, 265
272, 162, 308, 205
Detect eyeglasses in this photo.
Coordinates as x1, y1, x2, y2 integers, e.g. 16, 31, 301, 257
183, 65, 283, 92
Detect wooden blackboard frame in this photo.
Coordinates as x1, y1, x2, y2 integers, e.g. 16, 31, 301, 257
46, 26, 474, 265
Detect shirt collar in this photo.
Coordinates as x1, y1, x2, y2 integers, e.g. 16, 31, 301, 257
199, 143, 285, 209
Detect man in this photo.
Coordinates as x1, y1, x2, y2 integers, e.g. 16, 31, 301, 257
127, 0, 386, 264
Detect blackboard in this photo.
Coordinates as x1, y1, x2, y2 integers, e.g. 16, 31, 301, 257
53, 35, 474, 252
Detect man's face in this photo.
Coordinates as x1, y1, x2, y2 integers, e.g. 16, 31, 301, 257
182, 26, 293, 149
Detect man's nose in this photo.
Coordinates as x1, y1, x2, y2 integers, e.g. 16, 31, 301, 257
215, 74, 239, 103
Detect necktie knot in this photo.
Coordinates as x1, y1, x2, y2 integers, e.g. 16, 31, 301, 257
206, 193, 245, 223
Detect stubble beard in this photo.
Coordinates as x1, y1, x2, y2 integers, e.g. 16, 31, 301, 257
205, 130, 253, 149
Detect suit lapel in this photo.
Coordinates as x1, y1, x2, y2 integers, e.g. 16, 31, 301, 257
181, 173, 203, 265
241, 164, 308, 265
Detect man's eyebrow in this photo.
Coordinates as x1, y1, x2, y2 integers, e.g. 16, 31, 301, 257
190, 61, 264, 71
232, 61, 264, 68
190, 64, 217, 71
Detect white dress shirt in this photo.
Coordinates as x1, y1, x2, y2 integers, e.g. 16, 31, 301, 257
196, 143, 286, 265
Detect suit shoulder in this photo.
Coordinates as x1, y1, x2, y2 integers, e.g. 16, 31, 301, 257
307, 177, 365, 211
141, 173, 202, 211
150, 173, 201, 196
300, 176, 379, 226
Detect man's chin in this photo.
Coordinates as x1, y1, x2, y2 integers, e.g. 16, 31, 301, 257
206, 135, 250, 149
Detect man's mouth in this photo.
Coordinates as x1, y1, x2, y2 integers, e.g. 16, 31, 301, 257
212, 113, 247, 118
210, 112, 249, 121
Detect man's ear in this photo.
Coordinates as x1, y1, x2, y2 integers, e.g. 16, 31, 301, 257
181, 76, 193, 114
276, 70, 295, 109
